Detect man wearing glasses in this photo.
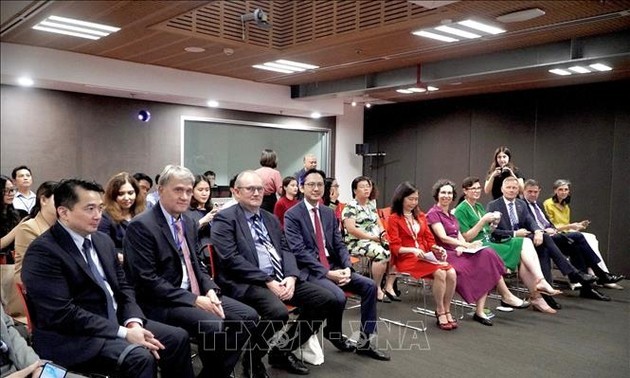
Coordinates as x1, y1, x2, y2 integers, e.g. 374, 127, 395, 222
211, 170, 335, 377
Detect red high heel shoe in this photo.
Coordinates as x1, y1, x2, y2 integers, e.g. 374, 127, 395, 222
445, 312, 458, 329
435, 311, 453, 330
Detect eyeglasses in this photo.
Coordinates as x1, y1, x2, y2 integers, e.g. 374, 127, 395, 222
467, 186, 482, 190
304, 182, 324, 188
3, 188, 16, 195
238, 186, 264, 194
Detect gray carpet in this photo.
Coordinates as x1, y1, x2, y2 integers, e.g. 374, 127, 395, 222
193, 280, 630, 378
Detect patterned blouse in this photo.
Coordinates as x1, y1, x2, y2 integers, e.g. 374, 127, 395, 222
342, 198, 381, 243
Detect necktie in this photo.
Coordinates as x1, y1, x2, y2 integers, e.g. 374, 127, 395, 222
530, 202, 550, 229
82, 238, 117, 321
507, 202, 519, 230
312, 208, 329, 269
173, 220, 201, 295
252, 214, 284, 281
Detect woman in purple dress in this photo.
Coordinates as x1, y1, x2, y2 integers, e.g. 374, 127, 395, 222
426, 179, 526, 327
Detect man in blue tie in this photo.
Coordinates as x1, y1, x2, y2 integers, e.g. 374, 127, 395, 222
284, 169, 389, 361
211, 170, 336, 377
21, 179, 193, 377
487, 177, 598, 310
523, 179, 623, 301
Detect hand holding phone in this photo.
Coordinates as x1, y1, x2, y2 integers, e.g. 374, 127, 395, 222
39, 362, 67, 378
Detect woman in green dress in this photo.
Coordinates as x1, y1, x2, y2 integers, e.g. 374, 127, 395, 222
454, 177, 559, 311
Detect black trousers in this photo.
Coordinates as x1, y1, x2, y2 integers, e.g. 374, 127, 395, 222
551, 232, 601, 272
148, 296, 258, 378
533, 234, 577, 283
239, 280, 336, 362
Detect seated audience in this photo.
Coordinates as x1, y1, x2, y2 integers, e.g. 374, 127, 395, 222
342, 176, 396, 302
1, 303, 88, 378
98, 172, 146, 263
487, 177, 600, 310
144, 174, 160, 209
455, 176, 561, 312
293, 153, 318, 187
543, 179, 622, 289
11, 166, 35, 218
14, 181, 58, 283
484, 146, 524, 199
522, 179, 623, 301
1, 175, 22, 264
427, 179, 525, 326
123, 165, 258, 378
211, 170, 335, 377
273, 176, 299, 228
387, 182, 458, 330
284, 169, 390, 360
132, 172, 153, 198
323, 177, 343, 222
22, 178, 194, 377
185, 174, 217, 234
255, 149, 282, 213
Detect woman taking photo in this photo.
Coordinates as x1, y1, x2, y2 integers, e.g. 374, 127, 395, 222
342, 176, 396, 302
186, 174, 217, 243
1, 175, 22, 264
484, 146, 524, 199
388, 182, 458, 330
273, 176, 299, 228
427, 179, 528, 325
455, 177, 560, 313
255, 149, 283, 213
98, 172, 145, 262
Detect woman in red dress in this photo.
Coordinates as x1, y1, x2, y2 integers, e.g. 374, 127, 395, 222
387, 181, 458, 330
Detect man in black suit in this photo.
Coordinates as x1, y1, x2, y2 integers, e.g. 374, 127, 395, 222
123, 165, 259, 378
486, 177, 598, 309
211, 170, 336, 377
21, 179, 193, 378
522, 179, 623, 301
284, 169, 389, 361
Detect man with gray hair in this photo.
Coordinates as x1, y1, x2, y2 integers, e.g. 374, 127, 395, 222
124, 165, 259, 378
293, 154, 318, 187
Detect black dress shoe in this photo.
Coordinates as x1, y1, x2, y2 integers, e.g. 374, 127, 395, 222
242, 357, 269, 378
541, 294, 562, 310
597, 273, 625, 285
580, 287, 611, 301
500, 299, 530, 309
472, 313, 493, 326
570, 272, 598, 284
384, 290, 402, 302
356, 343, 391, 361
377, 296, 391, 303
326, 335, 357, 352
268, 351, 309, 375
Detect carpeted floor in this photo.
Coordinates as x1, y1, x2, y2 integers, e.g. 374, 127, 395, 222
192, 279, 630, 378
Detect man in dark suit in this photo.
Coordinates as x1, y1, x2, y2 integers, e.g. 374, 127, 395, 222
522, 179, 623, 301
486, 176, 598, 309
211, 170, 336, 377
21, 179, 193, 378
123, 165, 259, 378
284, 169, 389, 361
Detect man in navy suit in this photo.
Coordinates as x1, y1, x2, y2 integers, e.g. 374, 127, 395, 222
123, 165, 259, 378
522, 179, 623, 301
486, 176, 598, 309
284, 169, 389, 361
211, 170, 335, 377
21, 179, 193, 378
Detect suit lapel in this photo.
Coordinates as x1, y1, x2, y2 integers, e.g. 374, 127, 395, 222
153, 205, 180, 254
91, 234, 117, 289
235, 205, 259, 262
299, 203, 319, 246
50, 223, 103, 288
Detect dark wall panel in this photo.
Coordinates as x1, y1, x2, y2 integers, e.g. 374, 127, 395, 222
365, 80, 630, 275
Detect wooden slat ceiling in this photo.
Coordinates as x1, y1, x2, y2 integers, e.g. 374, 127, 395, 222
2, 0, 630, 103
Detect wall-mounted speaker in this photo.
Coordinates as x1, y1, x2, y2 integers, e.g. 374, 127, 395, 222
355, 143, 370, 155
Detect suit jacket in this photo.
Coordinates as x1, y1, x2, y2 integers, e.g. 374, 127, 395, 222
21, 222, 144, 366
523, 200, 556, 229
486, 197, 542, 238
210, 204, 300, 299
123, 204, 217, 314
387, 212, 435, 258
284, 201, 351, 281
97, 211, 128, 250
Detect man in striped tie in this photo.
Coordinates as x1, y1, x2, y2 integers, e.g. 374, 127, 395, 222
212, 170, 336, 377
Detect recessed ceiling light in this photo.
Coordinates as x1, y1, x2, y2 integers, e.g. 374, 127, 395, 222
412, 30, 459, 42
435, 25, 481, 39
568, 66, 591, 74
253, 59, 319, 74
310, 112, 321, 119
365, 103, 372, 109
207, 100, 219, 107
457, 20, 505, 35
496, 8, 546, 23
185, 47, 205, 53
549, 68, 572, 76
396, 89, 414, 94
17, 77, 34, 86
351, 101, 357, 107
276, 60, 319, 70
589, 63, 612, 71
407, 87, 427, 93
427, 86, 439, 91
33, 15, 120, 40
252, 64, 294, 74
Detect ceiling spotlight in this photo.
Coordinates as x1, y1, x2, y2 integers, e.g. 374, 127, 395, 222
365, 103, 372, 109
207, 100, 219, 107
351, 101, 357, 107
310, 112, 321, 119
241, 8, 271, 29
137, 110, 151, 122
589, 63, 612, 71
17, 77, 34, 86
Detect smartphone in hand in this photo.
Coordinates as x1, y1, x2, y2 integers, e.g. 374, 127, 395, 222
39, 362, 67, 378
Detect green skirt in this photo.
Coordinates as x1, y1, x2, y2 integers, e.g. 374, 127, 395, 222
483, 237, 523, 271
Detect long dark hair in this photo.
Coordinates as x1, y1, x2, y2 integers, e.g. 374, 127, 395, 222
323, 177, 338, 206
30, 181, 58, 217
190, 174, 213, 212
103, 172, 146, 223
391, 181, 420, 217
487, 146, 517, 175
1, 175, 21, 236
